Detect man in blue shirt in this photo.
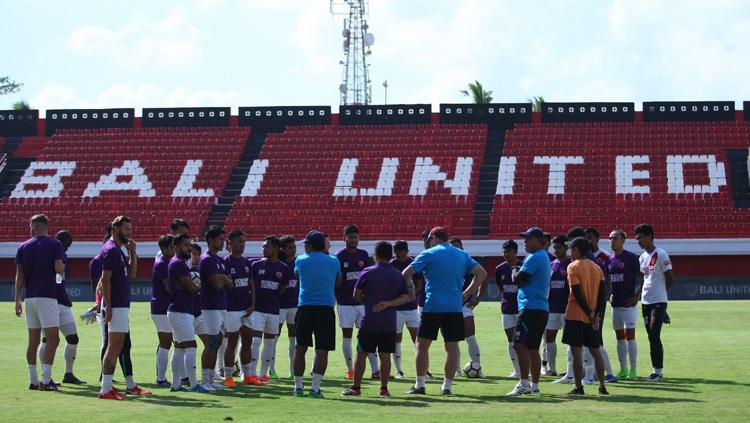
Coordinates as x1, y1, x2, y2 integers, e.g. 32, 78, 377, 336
402, 227, 487, 396
507, 227, 552, 396
292, 230, 342, 398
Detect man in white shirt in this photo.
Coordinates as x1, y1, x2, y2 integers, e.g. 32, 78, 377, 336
634, 224, 674, 382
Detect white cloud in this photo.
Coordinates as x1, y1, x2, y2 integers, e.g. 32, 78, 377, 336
31, 82, 241, 113
66, 8, 204, 69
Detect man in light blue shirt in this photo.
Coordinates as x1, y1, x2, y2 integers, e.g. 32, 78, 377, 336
507, 227, 551, 396
402, 227, 487, 396
292, 230, 341, 398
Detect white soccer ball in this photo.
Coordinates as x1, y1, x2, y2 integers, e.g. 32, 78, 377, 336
463, 361, 481, 378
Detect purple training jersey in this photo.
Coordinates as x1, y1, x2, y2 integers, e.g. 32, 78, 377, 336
151, 255, 171, 315
168, 256, 198, 315
279, 258, 299, 309
225, 255, 253, 312
99, 239, 131, 308
354, 263, 409, 333
16, 236, 65, 300
56, 252, 72, 307
549, 258, 571, 314
89, 255, 102, 286
390, 258, 423, 311
495, 260, 521, 315
335, 248, 372, 306
609, 250, 641, 307
588, 250, 611, 281
199, 251, 229, 311
251, 259, 291, 315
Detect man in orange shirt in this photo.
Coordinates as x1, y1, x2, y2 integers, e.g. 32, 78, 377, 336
562, 237, 609, 396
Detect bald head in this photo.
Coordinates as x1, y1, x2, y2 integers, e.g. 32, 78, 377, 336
609, 229, 626, 253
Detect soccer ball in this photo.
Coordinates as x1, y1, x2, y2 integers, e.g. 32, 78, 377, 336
463, 361, 481, 378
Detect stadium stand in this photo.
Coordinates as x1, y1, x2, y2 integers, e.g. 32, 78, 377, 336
0, 127, 250, 241
224, 123, 486, 239
0, 103, 748, 245
490, 121, 750, 238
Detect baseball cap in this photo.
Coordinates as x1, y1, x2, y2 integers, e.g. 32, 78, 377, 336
519, 227, 545, 239
304, 230, 326, 249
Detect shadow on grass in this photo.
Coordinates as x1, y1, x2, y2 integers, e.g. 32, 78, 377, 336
467, 392, 702, 404
56, 383, 230, 408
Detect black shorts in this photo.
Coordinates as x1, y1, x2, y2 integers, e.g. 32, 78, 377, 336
418, 312, 464, 342
357, 329, 396, 354
513, 309, 548, 349
295, 306, 336, 351
562, 320, 599, 349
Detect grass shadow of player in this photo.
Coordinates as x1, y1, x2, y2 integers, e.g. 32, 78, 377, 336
459, 375, 517, 384
583, 393, 702, 404
136, 395, 231, 408
56, 384, 230, 408
332, 397, 431, 408
607, 382, 696, 394
657, 377, 750, 388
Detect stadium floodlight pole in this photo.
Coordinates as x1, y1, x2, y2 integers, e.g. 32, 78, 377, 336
331, 0, 373, 105
383, 80, 388, 105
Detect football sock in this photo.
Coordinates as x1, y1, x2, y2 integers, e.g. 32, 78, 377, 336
156, 346, 169, 381
342, 338, 353, 371
171, 348, 185, 389
185, 347, 197, 387
627, 340, 638, 372
311, 373, 323, 391
545, 342, 557, 373
394, 342, 403, 373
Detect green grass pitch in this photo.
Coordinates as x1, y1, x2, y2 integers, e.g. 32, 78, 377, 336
1, 301, 749, 422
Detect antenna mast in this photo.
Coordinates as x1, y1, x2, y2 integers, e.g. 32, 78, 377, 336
331, 0, 373, 105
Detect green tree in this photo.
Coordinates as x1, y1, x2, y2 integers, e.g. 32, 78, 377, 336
12, 100, 30, 110
460, 80, 493, 104
528, 95, 545, 112
0, 76, 23, 96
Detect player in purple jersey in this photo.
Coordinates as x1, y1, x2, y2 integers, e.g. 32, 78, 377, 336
99, 216, 150, 399
155, 219, 189, 261
42, 230, 85, 385
87, 223, 140, 388
248, 236, 290, 384
221, 230, 255, 388
15, 214, 66, 391
167, 233, 208, 393
553, 226, 611, 384
449, 238, 485, 378
197, 226, 233, 391
608, 229, 643, 380
341, 241, 410, 398
270, 235, 299, 378
335, 224, 380, 380
36, 230, 85, 386
496, 240, 523, 378
151, 234, 175, 388
584, 227, 617, 383
543, 235, 570, 377
542, 233, 556, 262
390, 240, 424, 379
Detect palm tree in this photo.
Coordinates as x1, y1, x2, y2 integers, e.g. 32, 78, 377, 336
528, 96, 545, 112
12, 100, 30, 110
460, 81, 493, 104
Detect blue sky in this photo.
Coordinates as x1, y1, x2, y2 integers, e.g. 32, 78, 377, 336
3, 0, 750, 113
